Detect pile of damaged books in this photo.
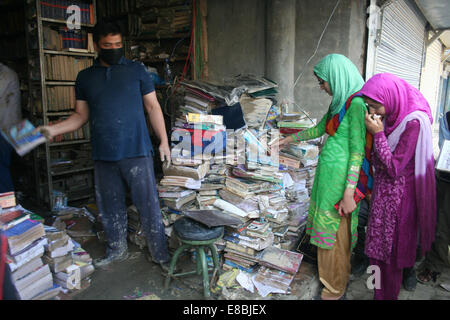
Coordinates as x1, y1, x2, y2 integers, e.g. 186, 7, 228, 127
43, 226, 94, 294
1, 194, 96, 300
152, 76, 322, 297
1, 194, 59, 300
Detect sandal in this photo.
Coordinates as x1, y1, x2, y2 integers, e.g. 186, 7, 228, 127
417, 268, 440, 284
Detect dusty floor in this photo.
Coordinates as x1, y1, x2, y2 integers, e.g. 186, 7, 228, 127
70, 237, 450, 301
72, 240, 207, 300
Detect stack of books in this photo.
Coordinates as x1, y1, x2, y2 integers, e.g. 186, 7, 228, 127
158, 78, 322, 297
250, 246, 304, 297
2, 202, 58, 300
43, 230, 74, 274
222, 220, 274, 273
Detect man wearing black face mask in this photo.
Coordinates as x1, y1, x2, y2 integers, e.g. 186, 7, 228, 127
38, 21, 172, 272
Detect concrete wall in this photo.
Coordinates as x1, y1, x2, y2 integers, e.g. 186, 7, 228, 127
206, 0, 367, 118
294, 0, 367, 119
206, 0, 266, 83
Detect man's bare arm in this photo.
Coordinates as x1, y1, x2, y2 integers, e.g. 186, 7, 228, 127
39, 100, 89, 140
142, 91, 170, 163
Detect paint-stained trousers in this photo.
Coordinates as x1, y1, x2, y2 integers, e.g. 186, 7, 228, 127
94, 156, 170, 263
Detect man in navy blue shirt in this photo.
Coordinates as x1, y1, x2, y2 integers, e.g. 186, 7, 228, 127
40, 22, 171, 271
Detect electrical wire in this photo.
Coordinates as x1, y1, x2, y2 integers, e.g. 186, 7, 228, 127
292, 0, 341, 89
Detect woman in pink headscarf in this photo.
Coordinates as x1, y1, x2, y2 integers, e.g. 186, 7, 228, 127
360, 73, 436, 300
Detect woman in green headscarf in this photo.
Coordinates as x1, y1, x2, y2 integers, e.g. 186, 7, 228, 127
279, 54, 367, 300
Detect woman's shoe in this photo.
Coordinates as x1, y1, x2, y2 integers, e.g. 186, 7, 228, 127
417, 268, 440, 284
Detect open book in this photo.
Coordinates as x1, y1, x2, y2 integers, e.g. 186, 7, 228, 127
1, 120, 46, 156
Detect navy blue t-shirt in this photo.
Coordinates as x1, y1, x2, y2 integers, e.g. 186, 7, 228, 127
75, 57, 154, 161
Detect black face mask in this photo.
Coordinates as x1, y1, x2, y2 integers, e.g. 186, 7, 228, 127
99, 47, 124, 65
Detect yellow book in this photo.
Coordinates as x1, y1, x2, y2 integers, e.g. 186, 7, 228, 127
187, 113, 223, 125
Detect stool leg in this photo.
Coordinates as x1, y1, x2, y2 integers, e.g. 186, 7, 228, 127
208, 244, 220, 270
196, 248, 202, 275
165, 244, 189, 290
197, 247, 210, 298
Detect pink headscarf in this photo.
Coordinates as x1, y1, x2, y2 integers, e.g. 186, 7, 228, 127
361, 73, 436, 258
360, 73, 433, 135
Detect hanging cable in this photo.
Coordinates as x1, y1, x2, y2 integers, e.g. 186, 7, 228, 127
292, 0, 341, 89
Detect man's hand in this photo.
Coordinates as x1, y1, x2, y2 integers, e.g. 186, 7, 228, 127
159, 142, 171, 165
36, 125, 56, 142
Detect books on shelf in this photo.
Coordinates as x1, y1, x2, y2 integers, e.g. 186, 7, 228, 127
45, 55, 93, 81
1, 120, 47, 156
40, 0, 95, 25
48, 119, 90, 142
46, 86, 75, 111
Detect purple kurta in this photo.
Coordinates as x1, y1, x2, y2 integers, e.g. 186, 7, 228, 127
366, 120, 420, 300
366, 120, 420, 267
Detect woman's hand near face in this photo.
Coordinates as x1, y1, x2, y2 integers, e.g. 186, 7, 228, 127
364, 111, 384, 134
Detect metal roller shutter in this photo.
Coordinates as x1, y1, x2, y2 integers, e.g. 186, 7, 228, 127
420, 36, 443, 119
373, 0, 427, 89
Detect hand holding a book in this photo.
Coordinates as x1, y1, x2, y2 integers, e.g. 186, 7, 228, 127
337, 188, 357, 217
35, 126, 56, 142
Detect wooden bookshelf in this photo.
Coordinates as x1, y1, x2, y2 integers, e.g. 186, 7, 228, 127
25, 0, 97, 208
43, 49, 96, 57
40, 17, 94, 28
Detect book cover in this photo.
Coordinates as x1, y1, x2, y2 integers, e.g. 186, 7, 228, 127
187, 113, 223, 125
0, 192, 16, 209
0, 209, 31, 231
5, 220, 46, 256
1, 120, 46, 156
4, 219, 44, 239
259, 246, 303, 274
246, 220, 270, 234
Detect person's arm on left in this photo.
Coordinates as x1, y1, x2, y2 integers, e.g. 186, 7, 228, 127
143, 91, 171, 164
339, 100, 366, 217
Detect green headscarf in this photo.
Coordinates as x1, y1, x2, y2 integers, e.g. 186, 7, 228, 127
313, 54, 364, 116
